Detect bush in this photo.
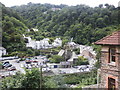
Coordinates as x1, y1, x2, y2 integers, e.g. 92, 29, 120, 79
2, 54, 12, 57
63, 70, 97, 86
49, 55, 64, 63
20, 58, 25, 61
73, 56, 89, 66
73, 48, 80, 54
46, 54, 51, 58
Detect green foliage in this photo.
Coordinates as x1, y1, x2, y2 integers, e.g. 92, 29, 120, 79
73, 48, 80, 54
73, 56, 89, 66
0, 62, 2, 69
94, 60, 101, 69
1, 72, 25, 89
49, 55, 64, 63
1, 68, 41, 89
2, 3, 28, 54
21, 68, 41, 88
44, 75, 67, 88
12, 3, 120, 45
48, 37, 54, 44
92, 44, 101, 60
46, 54, 52, 58
62, 39, 69, 47
63, 70, 97, 86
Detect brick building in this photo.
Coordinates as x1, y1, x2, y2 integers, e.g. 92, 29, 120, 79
95, 30, 120, 89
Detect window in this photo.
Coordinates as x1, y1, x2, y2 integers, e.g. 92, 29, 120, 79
108, 77, 116, 90
109, 47, 116, 63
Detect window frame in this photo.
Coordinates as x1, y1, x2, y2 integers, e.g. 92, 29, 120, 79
108, 46, 116, 64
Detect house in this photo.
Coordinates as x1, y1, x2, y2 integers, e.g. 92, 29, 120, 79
79, 45, 96, 56
52, 38, 62, 47
58, 49, 72, 60
24, 35, 51, 49
79, 47, 97, 66
0, 47, 6, 57
81, 50, 96, 59
68, 52, 78, 65
67, 41, 78, 49
51, 8, 61, 11
95, 30, 120, 89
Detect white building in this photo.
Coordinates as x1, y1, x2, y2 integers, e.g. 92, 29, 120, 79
37, 38, 51, 49
24, 36, 51, 49
26, 37, 36, 49
24, 34, 62, 49
0, 47, 6, 57
79, 45, 96, 56
52, 38, 62, 47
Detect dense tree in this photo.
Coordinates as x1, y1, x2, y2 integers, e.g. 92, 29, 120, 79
2, 3, 28, 54
44, 75, 66, 88
11, 3, 120, 45
21, 68, 41, 88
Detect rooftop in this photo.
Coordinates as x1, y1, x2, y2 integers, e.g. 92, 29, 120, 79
94, 30, 120, 45
0, 47, 6, 50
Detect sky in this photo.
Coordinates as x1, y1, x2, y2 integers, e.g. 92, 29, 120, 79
0, 0, 120, 7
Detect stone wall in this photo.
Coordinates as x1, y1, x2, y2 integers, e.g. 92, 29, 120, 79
99, 45, 120, 89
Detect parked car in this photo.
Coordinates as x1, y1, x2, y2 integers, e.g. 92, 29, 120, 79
16, 59, 20, 63
4, 63, 12, 68
7, 66, 16, 71
2, 61, 9, 65
27, 64, 32, 69
2, 62, 12, 68
32, 60, 38, 63
24, 64, 28, 69
0, 74, 5, 78
59, 70, 66, 74
25, 60, 32, 64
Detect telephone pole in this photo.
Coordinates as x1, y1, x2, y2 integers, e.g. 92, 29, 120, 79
39, 64, 42, 89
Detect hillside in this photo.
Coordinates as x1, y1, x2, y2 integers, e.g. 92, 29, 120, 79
12, 3, 120, 44
1, 3, 28, 54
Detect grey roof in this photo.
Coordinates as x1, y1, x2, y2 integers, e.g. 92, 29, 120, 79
60, 62, 70, 65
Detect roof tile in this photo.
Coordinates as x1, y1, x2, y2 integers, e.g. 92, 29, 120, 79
94, 30, 120, 45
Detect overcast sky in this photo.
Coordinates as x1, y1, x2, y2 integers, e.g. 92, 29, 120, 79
0, 0, 120, 7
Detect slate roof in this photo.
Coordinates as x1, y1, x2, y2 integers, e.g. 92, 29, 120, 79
94, 30, 120, 45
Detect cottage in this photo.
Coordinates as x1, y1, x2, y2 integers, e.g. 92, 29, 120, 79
52, 38, 62, 47
0, 47, 6, 57
95, 30, 120, 89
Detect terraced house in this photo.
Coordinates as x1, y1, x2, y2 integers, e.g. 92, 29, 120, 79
95, 30, 120, 89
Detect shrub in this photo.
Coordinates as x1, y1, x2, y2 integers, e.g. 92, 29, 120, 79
49, 55, 64, 63
73, 56, 89, 66
73, 48, 80, 54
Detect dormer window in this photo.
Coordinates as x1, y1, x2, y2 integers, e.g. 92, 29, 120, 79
109, 47, 116, 64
